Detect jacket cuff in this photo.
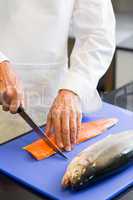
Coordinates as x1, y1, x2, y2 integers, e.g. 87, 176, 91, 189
58, 70, 102, 113
0, 52, 9, 63
59, 71, 88, 98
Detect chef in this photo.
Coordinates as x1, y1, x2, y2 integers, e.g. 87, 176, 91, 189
0, 0, 115, 151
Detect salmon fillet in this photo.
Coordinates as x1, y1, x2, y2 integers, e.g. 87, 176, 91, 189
23, 118, 118, 160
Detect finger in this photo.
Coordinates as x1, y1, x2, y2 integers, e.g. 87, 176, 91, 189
61, 111, 71, 151
8, 87, 23, 114
1, 90, 12, 110
53, 113, 63, 149
5, 88, 14, 102
45, 112, 52, 137
70, 111, 77, 148
77, 112, 82, 142
10, 98, 20, 114
2, 90, 12, 107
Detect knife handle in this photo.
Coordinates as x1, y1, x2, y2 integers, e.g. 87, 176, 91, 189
17, 106, 24, 113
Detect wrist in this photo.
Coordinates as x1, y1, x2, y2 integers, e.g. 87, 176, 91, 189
0, 61, 11, 70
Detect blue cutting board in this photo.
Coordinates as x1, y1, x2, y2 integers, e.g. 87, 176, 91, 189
0, 103, 133, 200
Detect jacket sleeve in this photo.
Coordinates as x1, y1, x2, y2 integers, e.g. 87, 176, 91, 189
0, 52, 9, 63
59, 0, 116, 113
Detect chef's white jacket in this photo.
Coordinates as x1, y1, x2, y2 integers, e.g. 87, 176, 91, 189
0, 0, 115, 120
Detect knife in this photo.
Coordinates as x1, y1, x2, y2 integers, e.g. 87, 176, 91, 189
17, 107, 68, 159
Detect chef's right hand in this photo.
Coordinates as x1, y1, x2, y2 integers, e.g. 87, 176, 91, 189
0, 61, 24, 113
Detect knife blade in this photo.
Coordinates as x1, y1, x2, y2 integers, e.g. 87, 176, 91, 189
17, 107, 68, 159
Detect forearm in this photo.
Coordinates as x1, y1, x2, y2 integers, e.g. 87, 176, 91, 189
59, 0, 115, 112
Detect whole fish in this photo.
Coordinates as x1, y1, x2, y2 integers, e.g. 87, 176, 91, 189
62, 130, 133, 190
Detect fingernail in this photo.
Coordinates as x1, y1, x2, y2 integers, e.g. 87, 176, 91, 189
65, 146, 71, 152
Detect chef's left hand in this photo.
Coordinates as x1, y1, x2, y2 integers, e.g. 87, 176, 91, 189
45, 89, 82, 151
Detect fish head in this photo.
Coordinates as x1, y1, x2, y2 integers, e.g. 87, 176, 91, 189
62, 155, 95, 190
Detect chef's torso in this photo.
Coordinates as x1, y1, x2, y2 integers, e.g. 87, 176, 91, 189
0, 0, 75, 122
0, 0, 74, 64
